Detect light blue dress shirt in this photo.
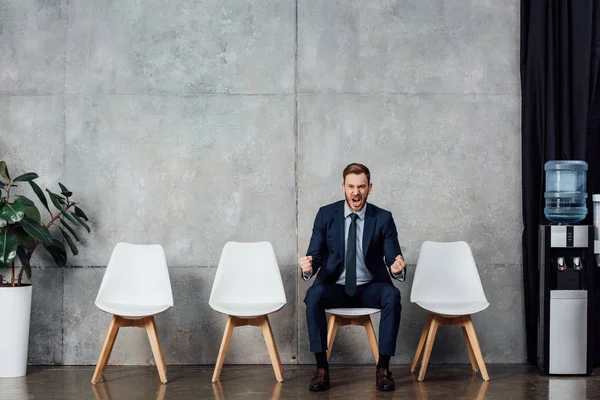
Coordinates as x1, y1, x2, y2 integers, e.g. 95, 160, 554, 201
336, 201, 372, 285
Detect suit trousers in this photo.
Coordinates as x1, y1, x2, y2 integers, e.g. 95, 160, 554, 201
304, 281, 401, 356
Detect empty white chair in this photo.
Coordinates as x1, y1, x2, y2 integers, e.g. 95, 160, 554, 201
91, 243, 173, 384
410, 241, 490, 381
325, 307, 380, 363
209, 241, 286, 382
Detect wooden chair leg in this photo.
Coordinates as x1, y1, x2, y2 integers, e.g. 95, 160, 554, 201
418, 314, 440, 381
212, 315, 236, 382
260, 315, 284, 382
411, 313, 433, 372
145, 317, 168, 384
363, 316, 379, 364
463, 316, 490, 381
462, 325, 479, 372
91, 315, 121, 384
326, 315, 340, 360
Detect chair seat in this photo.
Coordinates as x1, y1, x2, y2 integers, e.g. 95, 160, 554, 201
414, 301, 489, 316
96, 301, 172, 319
210, 301, 285, 317
326, 307, 381, 318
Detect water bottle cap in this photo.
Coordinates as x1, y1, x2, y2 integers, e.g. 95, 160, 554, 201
594, 194, 600, 202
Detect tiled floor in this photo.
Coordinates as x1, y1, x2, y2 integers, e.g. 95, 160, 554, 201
1, 364, 600, 399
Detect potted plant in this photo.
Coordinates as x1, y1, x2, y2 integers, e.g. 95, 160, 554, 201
0, 161, 91, 377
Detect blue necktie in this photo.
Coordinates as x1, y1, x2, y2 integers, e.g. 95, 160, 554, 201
345, 213, 359, 297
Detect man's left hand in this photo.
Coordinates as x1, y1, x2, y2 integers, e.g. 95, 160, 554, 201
390, 255, 406, 275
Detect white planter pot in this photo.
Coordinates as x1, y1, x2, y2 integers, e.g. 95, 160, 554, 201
0, 285, 32, 378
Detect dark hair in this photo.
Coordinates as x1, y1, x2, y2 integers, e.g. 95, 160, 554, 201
343, 163, 370, 183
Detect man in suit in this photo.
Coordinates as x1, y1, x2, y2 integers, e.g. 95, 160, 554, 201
299, 163, 406, 392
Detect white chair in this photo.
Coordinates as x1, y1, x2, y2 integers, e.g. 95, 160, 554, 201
410, 241, 490, 381
91, 243, 173, 384
325, 308, 380, 363
209, 241, 286, 383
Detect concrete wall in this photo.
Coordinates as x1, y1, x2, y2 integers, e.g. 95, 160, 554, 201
0, 0, 524, 365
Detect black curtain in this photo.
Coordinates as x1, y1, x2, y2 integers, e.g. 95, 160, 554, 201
521, 0, 600, 363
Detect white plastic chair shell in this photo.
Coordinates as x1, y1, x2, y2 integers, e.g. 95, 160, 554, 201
209, 241, 286, 318
410, 241, 489, 317
326, 308, 380, 318
95, 242, 174, 319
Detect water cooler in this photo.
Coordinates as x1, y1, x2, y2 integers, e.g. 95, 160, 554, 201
538, 225, 595, 374
538, 161, 596, 375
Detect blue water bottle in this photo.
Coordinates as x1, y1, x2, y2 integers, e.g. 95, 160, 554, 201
544, 160, 588, 224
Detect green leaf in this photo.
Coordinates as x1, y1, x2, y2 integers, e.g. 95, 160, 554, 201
16, 246, 32, 279
13, 172, 38, 182
0, 229, 18, 268
50, 191, 66, 204
13, 226, 36, 249
21, 217, 52, 246
47, 190, 64, 210
1, 202, 26, 224
23, 204, 41, 222
59, 227, 78, 256
58, 182, 73, 198
0, 161, 10, 181
29, 180, 51, 215
61, 211, 79, 228
74, 206, 89, 221
60, 218, 81, 242
43, 239, 67, 267
16, 195, 34, 206
72, 213, 91, 233
0, 181, 6, 188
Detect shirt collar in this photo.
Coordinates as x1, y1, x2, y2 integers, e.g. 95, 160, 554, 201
344, 201, 367, 220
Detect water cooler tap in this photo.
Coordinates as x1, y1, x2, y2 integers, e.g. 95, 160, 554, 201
557, 257, 566, 271
574, 257, 583, 271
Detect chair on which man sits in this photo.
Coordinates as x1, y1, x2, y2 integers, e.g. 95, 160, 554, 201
325, 307, 380, 363
410, 241, 490, 382
91, 242, 173, 384
209, 241, 286, 383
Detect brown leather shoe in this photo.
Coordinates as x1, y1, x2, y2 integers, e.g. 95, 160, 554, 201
309, 368, 330, 391
376, 368, 395, 391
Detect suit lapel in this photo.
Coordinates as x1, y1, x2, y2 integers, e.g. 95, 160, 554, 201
362, 203, 376, 258
334, 202, 346, 268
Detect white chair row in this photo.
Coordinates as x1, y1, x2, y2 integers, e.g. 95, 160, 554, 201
90, 241, 287, 385
90, 240, 490, 385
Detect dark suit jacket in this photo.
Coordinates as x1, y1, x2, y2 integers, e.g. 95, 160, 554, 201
305, 200, 405, 284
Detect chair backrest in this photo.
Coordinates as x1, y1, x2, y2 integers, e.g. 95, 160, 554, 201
410, 241, 487, 304
95, 242, 173, 307
209, 241, 286, 305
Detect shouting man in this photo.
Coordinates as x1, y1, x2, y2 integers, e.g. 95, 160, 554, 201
299, 163, 406, 392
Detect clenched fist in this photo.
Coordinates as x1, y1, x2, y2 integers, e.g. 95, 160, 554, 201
298, 255, 313, 275
390, 255, 406, 275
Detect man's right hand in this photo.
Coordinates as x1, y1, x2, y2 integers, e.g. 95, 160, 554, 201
299, 255, 313, 275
